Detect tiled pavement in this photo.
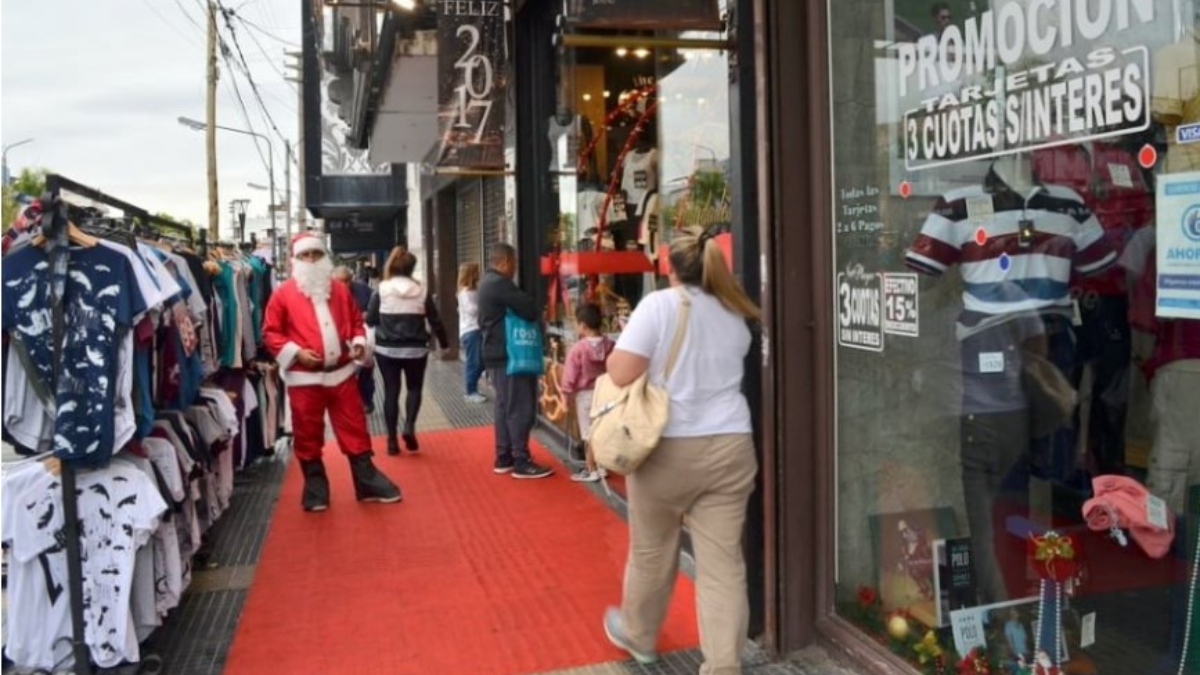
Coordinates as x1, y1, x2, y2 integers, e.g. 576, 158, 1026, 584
7, 358, 857, 675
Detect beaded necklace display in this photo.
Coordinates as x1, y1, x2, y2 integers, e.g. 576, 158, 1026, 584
1032, 578, 1066, 667
1179, 531, 1199, 675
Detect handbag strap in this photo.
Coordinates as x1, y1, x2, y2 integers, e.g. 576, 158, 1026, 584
662, 287, 692, 381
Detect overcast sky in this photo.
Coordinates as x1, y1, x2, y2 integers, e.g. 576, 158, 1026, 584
2, 0, 301, 228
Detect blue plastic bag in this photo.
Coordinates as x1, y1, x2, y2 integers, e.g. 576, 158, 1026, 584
505, 310, 544, 376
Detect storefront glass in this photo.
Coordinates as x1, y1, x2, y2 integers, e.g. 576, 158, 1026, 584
828, 1, 1200, 673
538, 15, 735, 457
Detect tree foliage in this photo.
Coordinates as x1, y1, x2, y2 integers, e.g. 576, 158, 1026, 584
2, 168, 48, 231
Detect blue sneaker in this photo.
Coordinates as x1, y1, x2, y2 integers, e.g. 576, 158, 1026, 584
603, 607, 657, 664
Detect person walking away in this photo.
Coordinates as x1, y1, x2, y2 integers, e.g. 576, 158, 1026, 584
262, 233, 402, 512
367, 247, 449, 456
477, 242, 554, 479
600, 227, 761, 673
335, 265, 378, 414
559, 303, 614, 482
457, 262, 487, 403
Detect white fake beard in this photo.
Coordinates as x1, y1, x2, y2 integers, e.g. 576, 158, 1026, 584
293, 256, 334, 301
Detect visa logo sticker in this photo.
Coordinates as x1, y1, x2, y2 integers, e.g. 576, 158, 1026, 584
1178, 123, 1200, 144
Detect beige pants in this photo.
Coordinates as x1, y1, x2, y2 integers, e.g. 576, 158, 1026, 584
620, 433, 757, 675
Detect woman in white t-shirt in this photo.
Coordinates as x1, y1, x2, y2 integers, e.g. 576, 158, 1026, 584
600, 227, 761, 672
457, 262, 487, 403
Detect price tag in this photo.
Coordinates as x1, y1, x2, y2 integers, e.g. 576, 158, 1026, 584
966, 195, 995, 221
1147, 493, 1170, 530
951, 609, 988, 656
1109, 164, 1134, 188
1081, 612, 1096, 648
979, 352, 1005, 373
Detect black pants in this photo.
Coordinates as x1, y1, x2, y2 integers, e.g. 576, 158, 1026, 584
489, 367, 538, 465
377, 354, 428, 438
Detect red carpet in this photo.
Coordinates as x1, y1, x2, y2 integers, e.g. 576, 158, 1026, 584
223, 428, 699, 675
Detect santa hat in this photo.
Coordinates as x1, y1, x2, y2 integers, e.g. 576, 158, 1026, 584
291, 231, 325, 258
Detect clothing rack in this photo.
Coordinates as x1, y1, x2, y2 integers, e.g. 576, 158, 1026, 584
41, 173, 180, 675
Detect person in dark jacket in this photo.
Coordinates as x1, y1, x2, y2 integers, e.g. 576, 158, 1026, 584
366, 247, 449, 455
335, 266, 377, 414
476, 243, 554, 479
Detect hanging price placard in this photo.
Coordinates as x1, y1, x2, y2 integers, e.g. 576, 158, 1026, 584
437, 0, 507, 168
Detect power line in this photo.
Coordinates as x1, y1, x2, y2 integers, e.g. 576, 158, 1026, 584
216, 34, 274, 183
233, 13, 298, 95
136, 0, 202, 49
234, 13, 301, 48
169, 0, 204, 31
217, 1, 298, 163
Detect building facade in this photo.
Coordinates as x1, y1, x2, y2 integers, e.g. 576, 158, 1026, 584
304, 1, 1199, 673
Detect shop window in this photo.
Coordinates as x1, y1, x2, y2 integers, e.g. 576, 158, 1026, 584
829, 1, 1200, 674
538, 15, 735, 471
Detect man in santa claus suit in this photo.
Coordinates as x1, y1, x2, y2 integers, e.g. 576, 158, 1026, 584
263, 232, 402, 511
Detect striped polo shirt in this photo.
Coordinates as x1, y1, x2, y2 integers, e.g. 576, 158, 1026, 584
905, 182, 1117, 316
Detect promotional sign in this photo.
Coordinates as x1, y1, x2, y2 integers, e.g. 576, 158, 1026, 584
437, 0, 506, 168
837, 265, 884, 351
897, 0, 1155, 171
1156, 171, 1200, 319
563, 0, 721, 31
883, 273, 919, 337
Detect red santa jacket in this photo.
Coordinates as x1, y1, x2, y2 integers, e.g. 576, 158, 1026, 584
262, 279, 367, 387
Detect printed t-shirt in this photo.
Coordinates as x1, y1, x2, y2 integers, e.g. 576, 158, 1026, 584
2, 244, 148, 466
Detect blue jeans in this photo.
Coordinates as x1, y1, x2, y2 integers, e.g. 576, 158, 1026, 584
462, 330, 484, 395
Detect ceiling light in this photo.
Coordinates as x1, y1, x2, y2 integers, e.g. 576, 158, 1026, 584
615, 47, 628, 57
582, 93, 593, 102
633, 48, 650, 59
391, 0, 417, 9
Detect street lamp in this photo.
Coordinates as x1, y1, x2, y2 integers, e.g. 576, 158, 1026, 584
2, 138, 35, 187
178, 116, 276, 243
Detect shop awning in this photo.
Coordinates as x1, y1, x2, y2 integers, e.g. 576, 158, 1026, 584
367, 52, 438, 165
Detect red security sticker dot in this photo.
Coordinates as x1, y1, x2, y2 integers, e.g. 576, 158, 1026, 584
899, 181, 912, 199
974, 226, 988, 246
1139, 144, 1158, 169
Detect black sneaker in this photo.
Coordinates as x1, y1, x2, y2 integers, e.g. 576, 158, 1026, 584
493, 457, 515, 474
512, 461, 554, 479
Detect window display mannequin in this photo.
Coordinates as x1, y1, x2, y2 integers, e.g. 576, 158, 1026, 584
905, 153, 1117, 604
1032, 142, 1153, 475
620, 134, 659, 220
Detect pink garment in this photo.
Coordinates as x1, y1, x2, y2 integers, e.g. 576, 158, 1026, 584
560, 335, 615, 395
1082, 475, 1176, 559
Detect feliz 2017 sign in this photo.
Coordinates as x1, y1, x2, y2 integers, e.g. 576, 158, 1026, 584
898, 0, 1153, 171
437, 0, 507, 168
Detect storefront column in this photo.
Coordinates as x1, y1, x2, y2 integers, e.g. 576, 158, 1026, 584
754, 0, 834, 656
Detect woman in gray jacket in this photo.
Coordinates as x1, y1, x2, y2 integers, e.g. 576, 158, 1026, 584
367, 247, 449, 455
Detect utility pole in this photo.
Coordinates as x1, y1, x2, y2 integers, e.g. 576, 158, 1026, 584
206, 1, 220, 240
285, 139, 293, 244
285, 51, 306, 231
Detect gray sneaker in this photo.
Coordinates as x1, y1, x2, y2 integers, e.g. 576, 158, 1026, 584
603, 607, 657, 664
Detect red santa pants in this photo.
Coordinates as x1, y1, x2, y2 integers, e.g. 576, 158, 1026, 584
288, 377, 373, 461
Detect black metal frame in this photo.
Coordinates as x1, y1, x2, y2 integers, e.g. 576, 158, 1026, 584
40, 173, 190, 675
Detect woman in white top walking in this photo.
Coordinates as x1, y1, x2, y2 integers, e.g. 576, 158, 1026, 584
600, 227, 761, 675
457, 262, 487, 403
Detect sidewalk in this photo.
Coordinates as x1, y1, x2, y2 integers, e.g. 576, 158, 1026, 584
130, 358, 855, 675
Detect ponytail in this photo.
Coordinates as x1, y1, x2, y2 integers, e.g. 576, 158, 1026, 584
382, 245, 409, 280
668, 228, 761, 321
